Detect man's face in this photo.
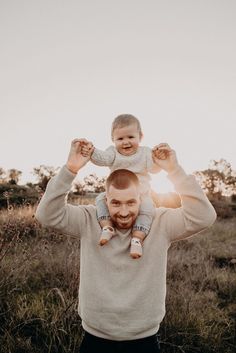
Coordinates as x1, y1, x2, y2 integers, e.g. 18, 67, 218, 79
106, 183, 141, 230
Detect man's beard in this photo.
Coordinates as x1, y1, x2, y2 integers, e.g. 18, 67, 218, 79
112, 215, 136, 229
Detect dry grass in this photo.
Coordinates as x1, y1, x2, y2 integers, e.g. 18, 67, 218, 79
0, 203, 235, 353
162, 219, 236, 352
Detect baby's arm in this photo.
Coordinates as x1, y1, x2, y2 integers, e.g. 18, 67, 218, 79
144, 146, 162, 174
90, 146, 116, 167
149, 159, 162, 173
81, 142, 115, 167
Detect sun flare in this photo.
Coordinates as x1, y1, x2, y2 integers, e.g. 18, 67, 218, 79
150, 172, 175, 194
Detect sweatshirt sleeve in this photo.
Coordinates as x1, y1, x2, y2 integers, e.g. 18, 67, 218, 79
159, 166, 217, 243
35, 165, 90, 237
90, 146, 116, 167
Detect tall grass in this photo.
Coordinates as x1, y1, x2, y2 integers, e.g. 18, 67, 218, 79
0, 203, 235, 353
162, 218, 236, 352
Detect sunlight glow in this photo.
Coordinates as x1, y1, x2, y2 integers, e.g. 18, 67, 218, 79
150, 172, 175, 193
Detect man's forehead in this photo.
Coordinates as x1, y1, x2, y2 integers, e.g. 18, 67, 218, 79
106, 184, 140, 200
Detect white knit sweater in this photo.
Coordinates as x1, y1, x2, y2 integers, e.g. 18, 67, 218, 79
35, 165, 216, 341
91, 145, 158, 195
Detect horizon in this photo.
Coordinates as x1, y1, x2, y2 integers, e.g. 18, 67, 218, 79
1, 155, 234, 196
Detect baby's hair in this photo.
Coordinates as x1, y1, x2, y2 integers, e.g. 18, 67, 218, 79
106, 169, 140, 192
111, 114, 142, 140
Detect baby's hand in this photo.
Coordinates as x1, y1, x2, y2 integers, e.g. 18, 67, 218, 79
152, 145, 168, 160
81, 140, 94, 158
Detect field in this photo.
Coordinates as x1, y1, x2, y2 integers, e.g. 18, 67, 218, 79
0, 201, 235, 353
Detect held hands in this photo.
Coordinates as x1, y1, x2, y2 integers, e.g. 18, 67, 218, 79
152, 143, 179, 173
66, 139, 94, 174
80, 140, 94, 158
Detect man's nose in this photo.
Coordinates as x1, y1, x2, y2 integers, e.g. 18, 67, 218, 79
119, 205, 129, 216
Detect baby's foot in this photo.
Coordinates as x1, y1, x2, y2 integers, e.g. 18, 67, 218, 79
130, 237, 143, 259
99, 226, 116, 246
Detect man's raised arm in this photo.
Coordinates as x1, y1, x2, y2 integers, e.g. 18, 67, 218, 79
152, 143, 217, 242
35, 139, 93, 236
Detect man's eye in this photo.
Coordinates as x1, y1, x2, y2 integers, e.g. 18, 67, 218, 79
128, 202, 135, 206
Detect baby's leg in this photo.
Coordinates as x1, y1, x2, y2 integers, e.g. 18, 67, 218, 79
99, 218, 113, 228
131, 196, 155, 259
99, 219, 115, 246
95, 192, 116, 246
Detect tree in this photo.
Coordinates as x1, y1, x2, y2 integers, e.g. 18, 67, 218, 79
7, 169, 22, 185
0, 168, 6, 183
194, 159, 236, 199
83, 174, 106, 193
93, 176, 106, 193
33, 165, 60, 191
72, 180, 86, 195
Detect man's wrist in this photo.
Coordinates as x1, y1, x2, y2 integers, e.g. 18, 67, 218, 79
167, 165, 188, 186
166, 164, 181, 174
66, 164, 79, 175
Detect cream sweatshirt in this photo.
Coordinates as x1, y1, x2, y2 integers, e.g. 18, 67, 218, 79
35, 165, 216, 341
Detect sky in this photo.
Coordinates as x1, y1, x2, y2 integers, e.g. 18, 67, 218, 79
0, 0, 235, 192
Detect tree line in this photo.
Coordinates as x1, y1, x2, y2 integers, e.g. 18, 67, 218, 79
0, 160, 236, 212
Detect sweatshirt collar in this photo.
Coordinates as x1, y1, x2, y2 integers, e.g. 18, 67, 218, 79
116, 228, 132, 238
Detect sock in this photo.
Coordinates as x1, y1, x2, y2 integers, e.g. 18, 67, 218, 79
130, 237, 143, 259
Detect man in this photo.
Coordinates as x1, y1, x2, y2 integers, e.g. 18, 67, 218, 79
35, 139, 216, 353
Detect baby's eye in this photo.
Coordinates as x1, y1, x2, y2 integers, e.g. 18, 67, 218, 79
129, 136, 134, 139
118, 137, 123, 141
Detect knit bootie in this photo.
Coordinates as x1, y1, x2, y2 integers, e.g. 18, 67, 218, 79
99, 226, 116, 246
130, 237, 143, 259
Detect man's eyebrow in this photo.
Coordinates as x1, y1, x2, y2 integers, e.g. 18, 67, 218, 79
110, 199, 137, 203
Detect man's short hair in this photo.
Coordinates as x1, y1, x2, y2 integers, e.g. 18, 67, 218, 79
106, 169, 140, 192
111, 114, 142, 140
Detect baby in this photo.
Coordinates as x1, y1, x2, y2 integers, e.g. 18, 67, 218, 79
82, 114, 166, 259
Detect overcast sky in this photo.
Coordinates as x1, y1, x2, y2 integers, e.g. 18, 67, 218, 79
0, 0, 235, 192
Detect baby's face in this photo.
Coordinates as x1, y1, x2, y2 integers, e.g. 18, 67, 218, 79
112, 123, 142, 156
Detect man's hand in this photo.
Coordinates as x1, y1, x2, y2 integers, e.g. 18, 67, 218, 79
66, 138, 93, 174
152, 143, 179, 173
